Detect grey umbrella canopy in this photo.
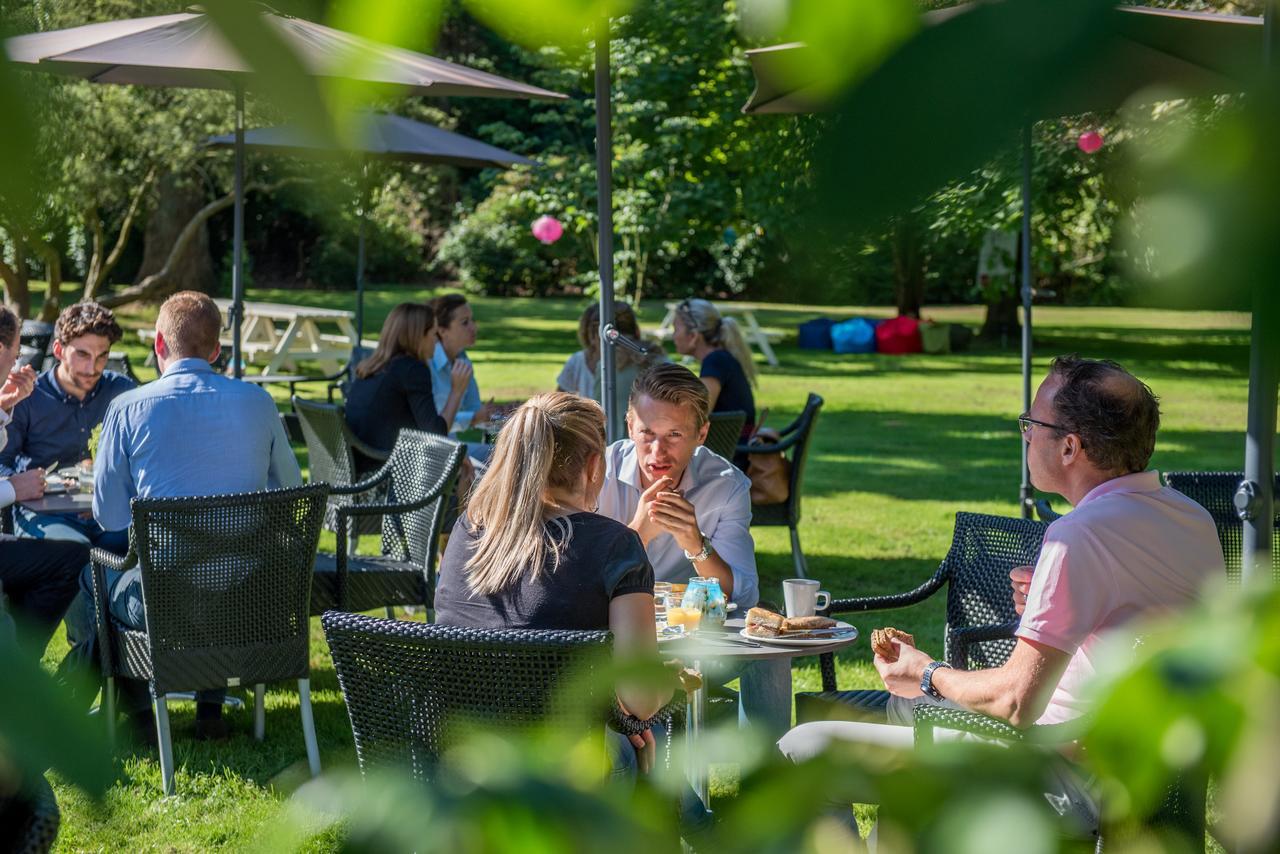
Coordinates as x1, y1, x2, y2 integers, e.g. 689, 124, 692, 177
742, 4, 1277, 578
5, 7, 564, 378
207, 112, 536, 344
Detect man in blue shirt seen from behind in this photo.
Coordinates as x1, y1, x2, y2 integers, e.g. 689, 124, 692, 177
66, 291, 302, 742
0, 301, 135, 551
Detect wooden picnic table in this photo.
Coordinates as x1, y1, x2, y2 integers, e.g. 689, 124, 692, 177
138, 300, 367, 375
653, 301, 784, 367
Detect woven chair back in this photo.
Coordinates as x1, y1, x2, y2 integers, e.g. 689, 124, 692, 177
323, 612, 611, 781
942, 512, 1049, 670
1164, 471, 1280, 584
704, 411, 746, 460
380, 430, 465, 576
292, 397, 358, 488
785, 393, 824, 524
132, 484, 327, 694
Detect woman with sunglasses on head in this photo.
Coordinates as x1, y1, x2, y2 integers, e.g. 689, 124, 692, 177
345, 302, 469, 473
671, 298, 757, 466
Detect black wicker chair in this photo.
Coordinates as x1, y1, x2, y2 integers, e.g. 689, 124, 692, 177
106, 351, 141, 384
0, 586, 60, 853
1034, 497, 1063, 522
88, 484, 329, 796
323, 611, 612, 781
736, 393, 824, 578
913, 684, 1207, 850
18, 320, 53, 371
795, 511, 1048, 725
311, 429, 465, 616
292, 396, 390, 545
704, 410, 746, 461
1164, 471, 1280, 584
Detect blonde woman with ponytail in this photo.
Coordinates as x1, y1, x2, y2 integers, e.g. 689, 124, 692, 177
433, 392, 682, 778
671, 298, 757, 464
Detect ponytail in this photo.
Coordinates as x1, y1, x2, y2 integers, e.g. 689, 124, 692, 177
463, 392, 606, 596
715, 317, 758, 387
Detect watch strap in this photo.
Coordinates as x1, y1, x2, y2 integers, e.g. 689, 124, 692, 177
920, 660, 952, 701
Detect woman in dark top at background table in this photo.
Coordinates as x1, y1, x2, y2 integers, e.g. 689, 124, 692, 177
434, 392, 680, 777
672, 298, 757, 468
345, 302, 470, 471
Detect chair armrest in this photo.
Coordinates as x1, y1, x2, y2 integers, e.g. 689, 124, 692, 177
329, 465, 393, 496
89, 547, 138, 679
913, 704, 1024, 746
734, 429, 803, 456
826, 566, 949, 616
948, 620, 1020, 668
913, 699, 1090, 747
347, 434, 390, 464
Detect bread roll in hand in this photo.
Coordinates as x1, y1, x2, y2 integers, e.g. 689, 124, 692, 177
870, 627, 915, 661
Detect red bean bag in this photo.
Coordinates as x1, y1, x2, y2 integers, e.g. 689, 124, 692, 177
874, 315, 923, 355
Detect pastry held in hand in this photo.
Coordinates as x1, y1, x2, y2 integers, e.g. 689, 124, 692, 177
745, 606, 785, 638
870, 627, 915, 661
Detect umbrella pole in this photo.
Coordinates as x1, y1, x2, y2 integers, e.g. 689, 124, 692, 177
231, 82, 246, 380
1019, 122, 1034, 519
356, 161, 368, 355
1241, 5, 1280, 583
595, 14, 618, 442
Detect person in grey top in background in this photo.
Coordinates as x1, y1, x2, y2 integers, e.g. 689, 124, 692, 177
63, 291, 302, 743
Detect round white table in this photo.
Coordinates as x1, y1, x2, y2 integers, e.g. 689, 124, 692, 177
660, 616, 860, 809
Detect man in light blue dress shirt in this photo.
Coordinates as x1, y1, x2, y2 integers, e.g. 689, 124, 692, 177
596, 363, 791, 742
63, 291, 302, 741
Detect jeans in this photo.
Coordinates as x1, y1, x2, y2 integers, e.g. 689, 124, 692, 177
700, 657, 793, 744
15, 506, 129, 554
64, 564, 225, 716
606, 724, 713, 837
0, 537, 88, 654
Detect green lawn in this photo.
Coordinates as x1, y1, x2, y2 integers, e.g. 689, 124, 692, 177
37, 286, 1256, 850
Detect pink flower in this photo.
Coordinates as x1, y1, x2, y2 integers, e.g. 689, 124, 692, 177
1077, 131, 1104, 154
531, 215, 564, 244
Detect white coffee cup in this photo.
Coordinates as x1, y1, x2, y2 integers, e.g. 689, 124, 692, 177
783, 579, 830, 619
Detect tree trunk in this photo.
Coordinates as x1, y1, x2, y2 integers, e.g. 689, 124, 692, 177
980, 231, 1025, 342
101, 177, 302, 309
36, 242, 63, 322
135, 172, 215, 296
1, 232, 33, 317
890, 216, 926, 318
84, 167, 156, 301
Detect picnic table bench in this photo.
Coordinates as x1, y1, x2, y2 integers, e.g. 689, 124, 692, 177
137, 300, 374, 375
653, 301, 784, 366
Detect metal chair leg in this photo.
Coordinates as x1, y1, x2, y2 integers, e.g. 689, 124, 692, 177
105, 676, 117, 747
384, 606, 396, 620
254, 684, 266, 741
153, 691, 176, 796
298, 678, 321, 777
790, 526, 808, 578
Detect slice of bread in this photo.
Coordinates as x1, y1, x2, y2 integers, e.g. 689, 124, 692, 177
781, 615, 837, 633
746, 607, 785, 630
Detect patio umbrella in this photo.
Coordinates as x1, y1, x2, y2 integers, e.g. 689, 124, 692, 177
742, 5, 1278, 579
4, 7, 564, 378
207, 111, 536, 345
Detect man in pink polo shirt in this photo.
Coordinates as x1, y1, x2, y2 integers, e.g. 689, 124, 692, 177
778, 356, 1224, 835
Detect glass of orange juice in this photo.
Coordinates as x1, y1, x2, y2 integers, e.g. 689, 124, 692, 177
667, 606, 702, 634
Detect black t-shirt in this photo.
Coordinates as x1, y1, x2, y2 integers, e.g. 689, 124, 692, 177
701, 349, 756, 469
434, 511, 654, 631
345, 355, 447, 460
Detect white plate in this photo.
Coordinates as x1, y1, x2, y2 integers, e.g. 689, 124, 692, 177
740, 620, 858, 646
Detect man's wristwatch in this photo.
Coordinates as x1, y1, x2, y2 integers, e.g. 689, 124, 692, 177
920, 660, 952, 701
683, 533, 713, 563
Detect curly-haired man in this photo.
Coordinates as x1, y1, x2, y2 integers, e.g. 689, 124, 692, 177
0, 301, 135, 551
